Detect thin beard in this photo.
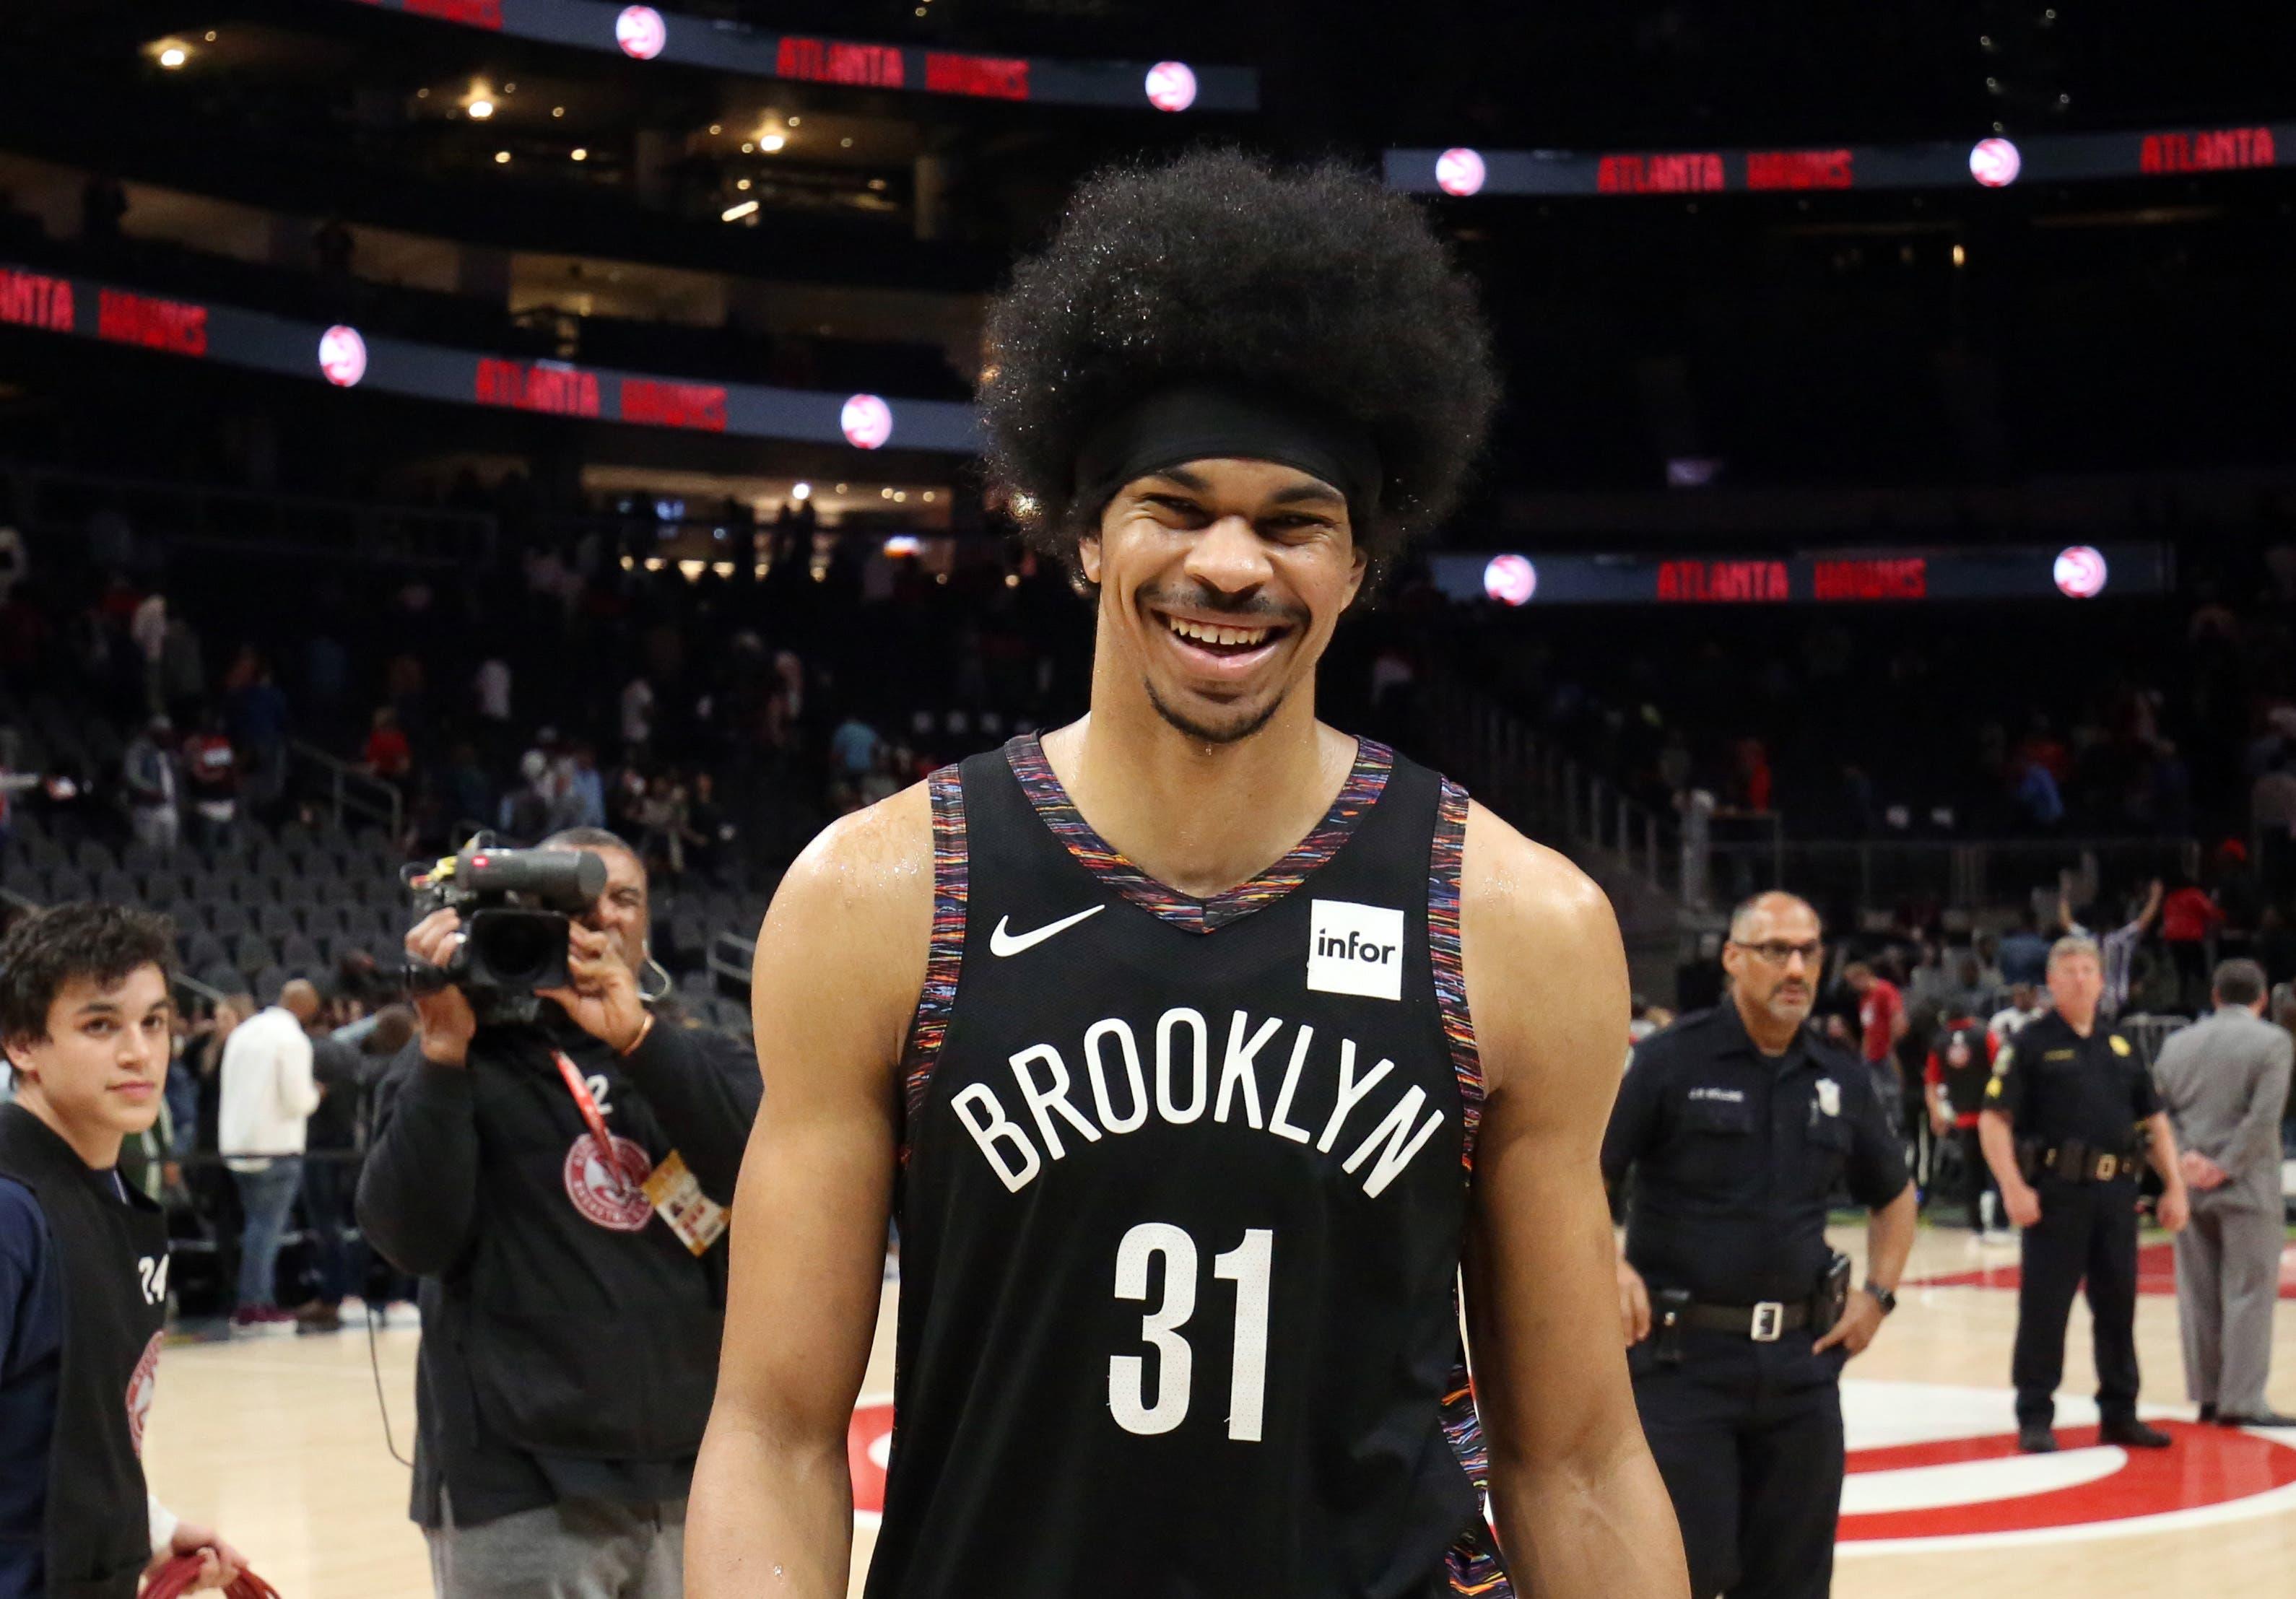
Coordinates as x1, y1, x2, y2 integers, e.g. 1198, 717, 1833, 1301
1143, 676, 1287, 746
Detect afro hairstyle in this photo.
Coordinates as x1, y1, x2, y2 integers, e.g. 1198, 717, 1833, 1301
980, 148, 1500, 577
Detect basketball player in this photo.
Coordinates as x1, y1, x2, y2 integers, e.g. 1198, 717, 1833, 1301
691, 152, 1687, 1598
0, 903, 245, 1595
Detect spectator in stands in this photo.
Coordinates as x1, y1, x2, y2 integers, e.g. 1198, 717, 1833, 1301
1988, 981, 2048, 1045
218, 979, 324, 1334
621, 673, 656, 758
1925, 1015, 2001, 1232
121, 715, 180, 855
364, 705, 413, 787
1844, 960, 1908, 1134
129, 591, 168, 718
180, 709, 239, 852
2162, 875, 2225, 1011
294, 1005, 415, 1333
496, 749, 552, 839
1942, 952, 2000, 1024
226, 653, 289, 816
557, 742, 607, 831
1998, 907, 2052, 990
828, 709, 880, 790
681, 770, 730, 885
2064, 878, 2162, 1020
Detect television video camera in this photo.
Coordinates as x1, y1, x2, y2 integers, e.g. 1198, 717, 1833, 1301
401, 838, 606, 1025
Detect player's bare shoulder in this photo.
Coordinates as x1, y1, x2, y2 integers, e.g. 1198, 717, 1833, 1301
753, 778, 938, 1068
1456, 798, 1628, 1098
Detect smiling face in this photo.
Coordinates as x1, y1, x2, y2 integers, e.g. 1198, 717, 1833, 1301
3, 965, 173, 1154
1081, 458, 1366, 746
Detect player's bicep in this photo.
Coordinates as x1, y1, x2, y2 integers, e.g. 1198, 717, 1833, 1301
1458, 810, 1639, 1466
716, 799, 926, 1447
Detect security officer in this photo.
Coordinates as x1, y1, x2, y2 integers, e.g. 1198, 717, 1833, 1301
1978, 933, 2190, 1453
1605, 892, 1915, 1599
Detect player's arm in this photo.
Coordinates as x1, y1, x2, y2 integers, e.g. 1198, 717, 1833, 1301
688, 787, 932, 1599
1456, 804, 1689, 1598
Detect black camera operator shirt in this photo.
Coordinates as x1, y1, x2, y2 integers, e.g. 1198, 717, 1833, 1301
358, 1004, 761, 1528
1981, 1011, 2157, 1154
1602, 1004, 1909, 1304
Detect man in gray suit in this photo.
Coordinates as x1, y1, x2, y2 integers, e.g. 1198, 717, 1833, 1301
2152, 959, 2294, 1428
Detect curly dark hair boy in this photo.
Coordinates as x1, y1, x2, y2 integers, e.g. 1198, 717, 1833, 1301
0, 902, 176, 1046
980, 148, 1500, 578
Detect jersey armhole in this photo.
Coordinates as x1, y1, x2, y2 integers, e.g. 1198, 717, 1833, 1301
897, 764, 968, 1162
1428, 777, 1484, 1177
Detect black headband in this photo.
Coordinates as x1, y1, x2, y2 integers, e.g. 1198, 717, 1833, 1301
1071, 385, 1383, 526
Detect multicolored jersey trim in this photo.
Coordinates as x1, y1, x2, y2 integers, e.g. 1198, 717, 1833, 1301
1429, 777, 1482, 1174
899, 763, 967, 1159
1003, 733, 1393, 936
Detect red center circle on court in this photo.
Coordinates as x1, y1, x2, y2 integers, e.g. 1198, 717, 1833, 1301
851, 1401, 895, 1518
1842, 1419, 2296, 1541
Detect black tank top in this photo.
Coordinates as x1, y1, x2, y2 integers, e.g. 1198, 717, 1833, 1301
866, 734, 1510, 1599
0, 1104, 169, 1599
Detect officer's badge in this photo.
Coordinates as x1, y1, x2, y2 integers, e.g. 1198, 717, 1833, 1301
1815, 1079, 1840, 1117
2109, 1034, 2132, 1057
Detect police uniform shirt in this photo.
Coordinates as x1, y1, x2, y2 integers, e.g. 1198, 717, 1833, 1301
1603, 1005, 1908, 1304
1982, 1011, 2158, 1153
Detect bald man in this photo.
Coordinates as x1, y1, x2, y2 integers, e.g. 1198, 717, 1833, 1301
219, 980, 324, 1333
1605, 891, 1916, 1599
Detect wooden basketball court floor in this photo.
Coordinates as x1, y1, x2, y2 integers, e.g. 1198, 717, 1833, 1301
144, 1224, 2296, 1598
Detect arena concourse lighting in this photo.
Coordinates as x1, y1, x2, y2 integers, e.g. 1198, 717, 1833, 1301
1388, 118, 2285, 197
0, 260, 975, 452
1430, 546, 2168, 606
336, 0, 1257, 111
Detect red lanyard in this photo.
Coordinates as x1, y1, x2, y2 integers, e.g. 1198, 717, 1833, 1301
551, 1049, 622, 1164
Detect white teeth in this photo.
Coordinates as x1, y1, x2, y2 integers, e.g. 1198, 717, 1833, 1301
1166, 616, 1271, 648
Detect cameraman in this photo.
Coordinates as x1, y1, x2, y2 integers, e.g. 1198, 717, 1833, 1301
357, 827, 761, 1598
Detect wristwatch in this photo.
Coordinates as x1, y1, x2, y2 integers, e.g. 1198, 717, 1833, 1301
1866, 1282, 1898, 1317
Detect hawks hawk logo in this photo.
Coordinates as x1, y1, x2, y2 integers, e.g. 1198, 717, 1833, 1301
126, 1330, 163, 1456
562, 1132, 655, 1231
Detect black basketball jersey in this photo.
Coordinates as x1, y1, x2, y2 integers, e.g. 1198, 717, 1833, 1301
865, 733, 1509, 1599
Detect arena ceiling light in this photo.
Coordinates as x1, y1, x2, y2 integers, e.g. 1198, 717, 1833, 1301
467, 97, 495, 119
760, 131, 788, 152
157, 43, 191, 70
721, 199, 760, 222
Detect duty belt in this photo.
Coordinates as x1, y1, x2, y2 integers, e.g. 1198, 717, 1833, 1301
1681, 1299, 1813, 1342
2037, 1139, 2140, 1182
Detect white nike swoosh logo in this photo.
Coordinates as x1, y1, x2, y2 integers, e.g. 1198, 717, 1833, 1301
990, 905, 1105, 957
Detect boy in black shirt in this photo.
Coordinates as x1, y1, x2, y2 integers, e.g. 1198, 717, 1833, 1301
0, 902, 245, 1596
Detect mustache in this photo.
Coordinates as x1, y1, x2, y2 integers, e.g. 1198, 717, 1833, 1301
1138, 583, 1308, 627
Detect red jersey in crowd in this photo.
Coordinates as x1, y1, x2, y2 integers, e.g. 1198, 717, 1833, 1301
1858, 978, 1903, 1064
2160, 886, 2222, 944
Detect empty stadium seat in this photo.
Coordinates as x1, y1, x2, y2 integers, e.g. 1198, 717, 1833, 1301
232, 933, 274, 977
258, 903, 302, 941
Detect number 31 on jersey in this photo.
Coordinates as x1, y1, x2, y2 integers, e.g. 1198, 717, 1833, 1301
1109, 1223, 1272, 1442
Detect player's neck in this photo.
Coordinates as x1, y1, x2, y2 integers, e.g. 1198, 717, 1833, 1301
1044, 689, 1356, 900
14, 1084, 126, 1172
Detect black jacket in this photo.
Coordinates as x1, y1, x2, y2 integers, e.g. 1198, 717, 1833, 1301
356, 1006, 760, 1528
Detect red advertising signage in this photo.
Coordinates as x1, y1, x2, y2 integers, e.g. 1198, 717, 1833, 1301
1746, 149, 1856, 190
924, 53, 1030, 100
619, 378, 727, 432
775, 38, 905, 88
476, 357, 602, 417
1657, 560, 1790, 602
402, 0, 503, 26
1814, 557, 1927, 601
0, 267, 74, 333
1597, 152, 1728, 194
95, 289, 206, 356
2139, 126, 2277, 173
